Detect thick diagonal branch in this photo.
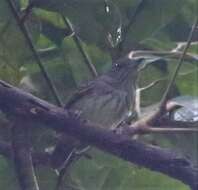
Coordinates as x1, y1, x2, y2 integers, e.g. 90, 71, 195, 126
0, 80, 197, 190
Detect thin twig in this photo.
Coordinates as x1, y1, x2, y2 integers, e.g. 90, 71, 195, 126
132, 127, 198, 135
20, 3, 34, 24
172, 42, 198, 52
61, 16, 98, 78
54, 146, 91, 190
138, 61, 153, 72
7, 0, 63, 107
127, 120, 198, 136
55, 148, 76, 190
139, 78, 164, 91
139, 68, 198, 92
118, 0, 146, 52
130, 50, 198, 63
159, 18, 198, 110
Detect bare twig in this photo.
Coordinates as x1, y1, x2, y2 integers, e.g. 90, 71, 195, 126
61, 16, 98, 78
139, 78, 164, 91
131, 50, 198, 63
134, 18, 198, 126
20, 3, 98, 78
172, 42, 198, 52
151, 127, 198, 133
20, 3, 34, 24
55, 148, 76, 190
159, 18, 198, 110
118, 0, 146, 52
139, 67, 197, 92
7, 0, 63, 107
127, 126, 198, 136
55, 145, 91, 190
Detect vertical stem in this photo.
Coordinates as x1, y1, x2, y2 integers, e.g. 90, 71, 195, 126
12, 118, 40, 190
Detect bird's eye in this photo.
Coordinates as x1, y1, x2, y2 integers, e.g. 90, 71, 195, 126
115, 63, 121, 68
115, 62, 124, 69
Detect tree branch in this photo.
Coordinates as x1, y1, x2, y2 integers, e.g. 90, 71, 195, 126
11, 118, 39, 190
0, 140, 51, 168
159, 18, 198, 110
61, 16, 98, 78
128, 50, 198, 63
0, 141, 12, 158
117, 0, 147, 54
0, 79, 197, 190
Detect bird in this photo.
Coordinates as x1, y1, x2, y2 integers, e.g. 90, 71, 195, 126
50, 54, 149, 189
50, 53, 146, 169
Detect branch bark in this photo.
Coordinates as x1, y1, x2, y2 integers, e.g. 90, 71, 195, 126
0, 80, 197, 190
12, 118, 39, 190
0, 140, 51, 167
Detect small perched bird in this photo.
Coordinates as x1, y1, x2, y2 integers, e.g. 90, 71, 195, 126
51, 53, 146, 172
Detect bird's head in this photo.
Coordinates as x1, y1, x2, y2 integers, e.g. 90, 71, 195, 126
108, 54, 145, 82
106, 52, 162, 90
109, 52, 162, 76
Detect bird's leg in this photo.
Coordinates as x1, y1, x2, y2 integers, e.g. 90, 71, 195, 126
112, 112, 138, 137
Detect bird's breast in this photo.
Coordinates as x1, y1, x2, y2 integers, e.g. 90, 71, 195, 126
70, 90, 131, 129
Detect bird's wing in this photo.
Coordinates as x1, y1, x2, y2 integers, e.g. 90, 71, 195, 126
65, 74, 115, 109
65, 86, 93, 109
65, 74, 127, 109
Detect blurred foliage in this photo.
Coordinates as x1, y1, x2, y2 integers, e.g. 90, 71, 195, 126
0, 0, 197, 189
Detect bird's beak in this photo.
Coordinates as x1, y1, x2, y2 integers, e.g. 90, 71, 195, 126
142, 55, 163, 64
128, 53, 164, 68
